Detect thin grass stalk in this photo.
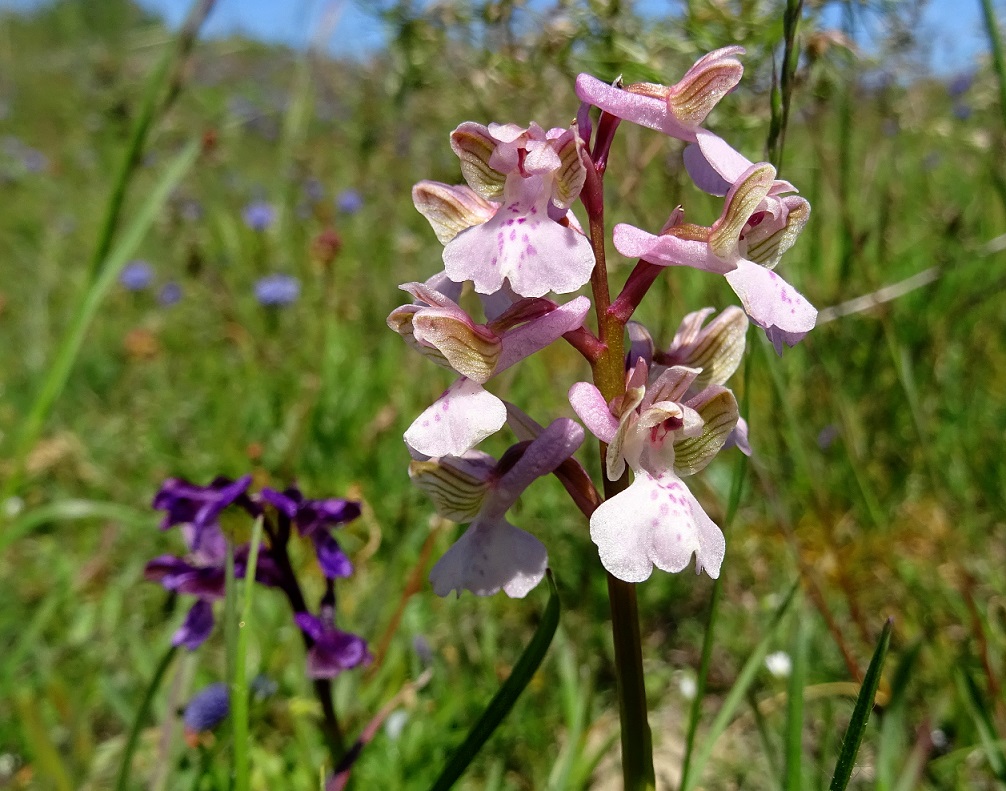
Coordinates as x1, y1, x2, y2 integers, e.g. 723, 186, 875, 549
233, 517, 263, 791
767, 0, 804, 171
979, 0, 1006, 133
0, 141, 201, 516
114, 644, 179, 791
85, 0, 215, 283
784, 609, 810, 791
828, 618, 893, 791
427, 571, 561, 791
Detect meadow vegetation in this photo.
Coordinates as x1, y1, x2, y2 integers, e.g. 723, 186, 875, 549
1, 0, 1004, 789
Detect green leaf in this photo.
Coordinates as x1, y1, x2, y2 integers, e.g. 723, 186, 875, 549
829, 618, 894, 791
956, 667, 1006, 782
428, 570, 561, 791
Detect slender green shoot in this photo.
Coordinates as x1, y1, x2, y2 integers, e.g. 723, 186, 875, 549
114, 644, 178, 791
233, 516, 264, 791
829, 618, 893, 791
0, 141, 201, 514
979, 0, 1006, 133
428, 570, 561, 791
784, 609, 810, 791
956, 667, 1006, 782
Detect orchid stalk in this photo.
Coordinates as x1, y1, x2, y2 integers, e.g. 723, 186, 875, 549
394, 45, 816, 790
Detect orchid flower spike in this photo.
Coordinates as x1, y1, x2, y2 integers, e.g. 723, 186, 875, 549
388, 280, 589, 457
569, 357, 740, 582
575, 47, 745, 143
435, 121, 595, 298
410, 417, 584, 597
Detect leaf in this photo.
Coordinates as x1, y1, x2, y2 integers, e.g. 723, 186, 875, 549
428, 570, 561, 791
829, 618, 894, 791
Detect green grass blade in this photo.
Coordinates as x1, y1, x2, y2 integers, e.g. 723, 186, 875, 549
956, 667, 1006, 781
829, 618, 893, 791
0, 500, 153, 554
683, 581, 799, 791
784, 609, 810, 791
114, 643, 178, 791
0, 140, 201, 513
233, 516, 263, 791
979, 0, 1006, 133
428, 570, 561, 791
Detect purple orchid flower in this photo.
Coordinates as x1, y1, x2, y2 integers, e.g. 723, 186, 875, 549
294, 606, 371, 679
260, 486, 360, 579
388, 280, 590, 457
439, 121, 595, 298
569, 359, 740, 582
153, 475, 254, 555
575, 47, 745, 143
410, 416, 584, 597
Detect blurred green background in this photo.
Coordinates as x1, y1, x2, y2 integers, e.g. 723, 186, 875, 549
1, 0, 1004, 789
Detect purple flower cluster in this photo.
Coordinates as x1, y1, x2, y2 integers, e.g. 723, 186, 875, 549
145, 476, 369, 679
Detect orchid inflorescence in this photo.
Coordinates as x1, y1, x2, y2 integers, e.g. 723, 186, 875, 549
390, 46, 816, 598
145, 475, 370, 680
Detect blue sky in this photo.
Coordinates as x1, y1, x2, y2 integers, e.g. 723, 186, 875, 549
0, 0, 998, 74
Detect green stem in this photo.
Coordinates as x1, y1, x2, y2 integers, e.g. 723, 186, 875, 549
581, 149, 654, 790
114, 644, 178, 791
233, 517, 263, 791
979, 0, 1006, 134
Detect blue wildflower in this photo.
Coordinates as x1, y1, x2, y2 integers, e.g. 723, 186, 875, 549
948, 71, 974, 99
159, 282, 183, 306
243, 200, 275, 231
255, 274, 300, 306
184, 683, 230, 733
120, 260, 154, 291
336, 189, 363, 214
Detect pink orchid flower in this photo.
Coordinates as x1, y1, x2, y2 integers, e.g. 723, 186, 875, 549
388, 281, 590, 457
410, 417, 585, 597
575, 47, 745, 143
569, 360, 739, 581
439, 121, 596, 298
614, 156, 816, 354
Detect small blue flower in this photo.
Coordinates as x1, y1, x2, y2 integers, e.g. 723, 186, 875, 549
336, 189, 363, 214
303, 178, 325, 203
159, 282, 183, 306
255, 274, 300, 307
243, 201, 275, 231
948, 71, 974, 99
952, 102, 972, 121
184, 683, 230, 732
120, 260, 154, 291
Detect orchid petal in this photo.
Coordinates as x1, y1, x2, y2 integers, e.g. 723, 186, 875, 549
568, 382, 619, 443
724, 259, 817, 353
667, 46, 745, 127
744, 196, 811, 270
412, 181, 498, 245
673, 386, 739, 476
613, 223, 735, 274
404, 378, 507, 457
443, 173, 595, 297
496, 296, 590, 372
489, 418, 584, 515
550, 128, 587, 209
450, 122, 506, 199
429, 517, 548, 598
408, 453, 495, 522
663, 306, 748, 389
173, 599, 215, 650
575, 74, 696, 141
589, 472, 724, 582
709, 163, 776, 260
412, 307, 502, 383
